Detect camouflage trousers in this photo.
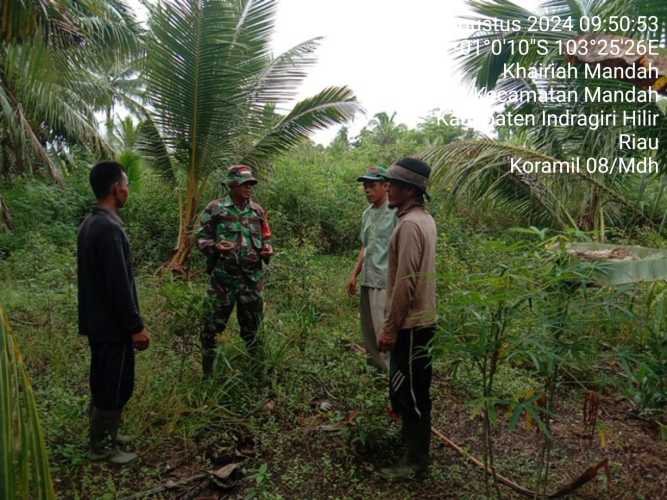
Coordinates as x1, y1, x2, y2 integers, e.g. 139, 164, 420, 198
201, 280, 264, 377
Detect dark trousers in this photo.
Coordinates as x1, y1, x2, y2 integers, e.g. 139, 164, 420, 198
89, 340, 135, 411
389, 326, 435, 421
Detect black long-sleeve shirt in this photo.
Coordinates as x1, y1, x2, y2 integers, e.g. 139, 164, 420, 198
77, 206, 144, 342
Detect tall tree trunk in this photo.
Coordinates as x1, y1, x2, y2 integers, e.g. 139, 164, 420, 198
164, 170, 201, 273
578, 187, 600, 233
0, 194, 14, 232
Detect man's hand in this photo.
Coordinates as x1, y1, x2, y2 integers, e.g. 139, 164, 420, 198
347, 274, 358, 296
260, 244, 274, 259
132, 329, 150, 351
216, 241, 234, 255
378, 329, 396, 352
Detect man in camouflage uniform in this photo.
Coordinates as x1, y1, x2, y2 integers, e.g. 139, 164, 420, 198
197, 165, 273, 378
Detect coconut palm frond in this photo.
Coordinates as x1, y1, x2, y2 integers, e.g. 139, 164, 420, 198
0, 0, 142, 178
0, 73, 64, 183
136, 116, 176, 185
427, 137, 576, 226
243, 86, 360, 167
0, 306, 56, 500
144, 0, 268, 168
456, 0, 620, 89
247, 37, 321, 107
428, 135, 652, 228
65, 0, 143, 63
7, 44, 109, 149
1, 0, 74, 44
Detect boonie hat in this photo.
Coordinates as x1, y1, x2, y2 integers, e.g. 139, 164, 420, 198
382, 158, 431, 195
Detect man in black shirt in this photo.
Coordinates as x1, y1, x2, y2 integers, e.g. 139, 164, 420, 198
77, 160, 150, 464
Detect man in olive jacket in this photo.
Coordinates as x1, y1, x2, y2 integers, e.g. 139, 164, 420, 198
378, 157, 437, 480
77, 160, 150, 465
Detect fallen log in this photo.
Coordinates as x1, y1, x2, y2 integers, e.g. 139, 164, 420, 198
548, 459, 609, 498
431, 427, 535, 497
431, 426, 610, 498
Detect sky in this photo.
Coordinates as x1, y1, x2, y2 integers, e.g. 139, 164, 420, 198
128, 0, 543, 144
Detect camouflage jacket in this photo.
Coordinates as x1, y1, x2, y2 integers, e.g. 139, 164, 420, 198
197, 196, 270, 287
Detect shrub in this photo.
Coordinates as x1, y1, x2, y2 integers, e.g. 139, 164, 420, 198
257, 148, 367, 253
122, 171, 179, 268
0, 173, 90, 257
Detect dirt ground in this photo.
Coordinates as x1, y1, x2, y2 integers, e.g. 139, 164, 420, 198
76, 372, 666, 500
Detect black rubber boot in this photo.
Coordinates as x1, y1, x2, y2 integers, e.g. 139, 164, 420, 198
410, 417, 431, 479
106, 410, 137, 465
89, 407, 137, 464
89, 401, 130, 445
89, 406, 114, 461
378, 417, 431, 481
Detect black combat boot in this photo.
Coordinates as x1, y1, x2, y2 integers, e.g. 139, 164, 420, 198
202, 349, 215, 379
244, 334, 265, 378
378, 416, 431, 481
200, 327, 218, 380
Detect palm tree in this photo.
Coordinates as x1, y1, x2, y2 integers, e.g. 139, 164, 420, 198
96, 56, 147, 144
330, 126, 351, 151
109, 116, 142, 151
141, 0, 360, 272
367, 111, 406, 145
0, 0, 142, 183
427, 0, 667, 237
417, 110, 476, 147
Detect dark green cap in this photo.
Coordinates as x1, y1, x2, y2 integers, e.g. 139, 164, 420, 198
356, 165, 388, 182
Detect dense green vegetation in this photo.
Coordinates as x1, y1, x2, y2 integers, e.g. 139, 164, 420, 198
1, 0, 667, 498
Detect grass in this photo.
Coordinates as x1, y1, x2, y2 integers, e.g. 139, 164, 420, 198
2, 241, 394, 497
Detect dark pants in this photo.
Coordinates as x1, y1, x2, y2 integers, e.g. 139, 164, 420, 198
89, 340, 135, 411
389, 326, 435, 421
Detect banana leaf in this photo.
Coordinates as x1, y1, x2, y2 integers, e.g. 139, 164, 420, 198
566, 243, 667, 286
